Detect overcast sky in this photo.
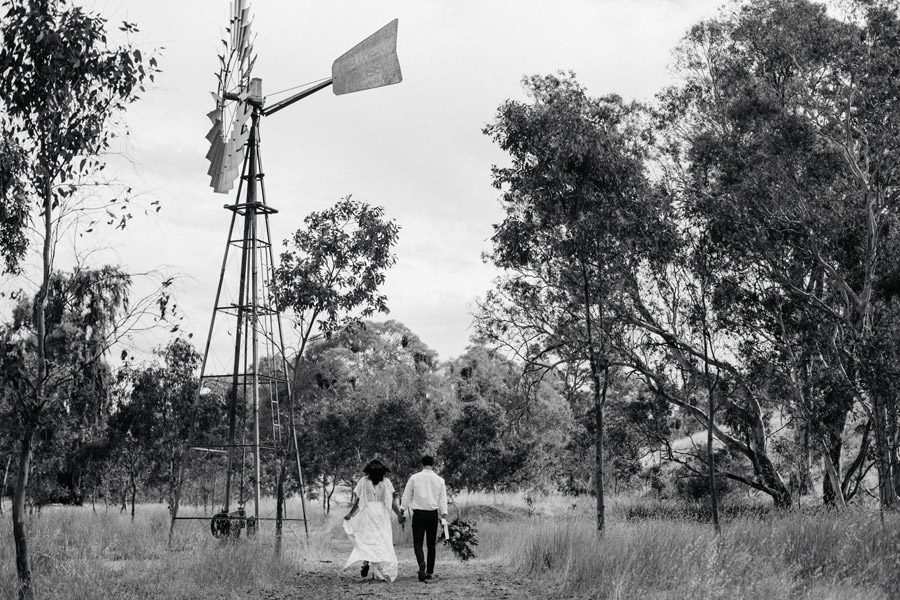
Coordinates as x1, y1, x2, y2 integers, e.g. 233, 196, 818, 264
33, 0, 724, 362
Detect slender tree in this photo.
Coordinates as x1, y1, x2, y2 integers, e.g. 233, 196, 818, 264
272, 196, 398, 548
479, 73, 669, 531
656, 0, 900, 508
0, 2, 155, 595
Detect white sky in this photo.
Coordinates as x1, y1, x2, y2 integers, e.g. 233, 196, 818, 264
10, 0, 724, 361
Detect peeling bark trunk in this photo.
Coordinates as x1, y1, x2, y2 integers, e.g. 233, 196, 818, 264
820, 436, 846, 508
887, 406, 900, 500
822, 410, 847, 506
871, 398, 898, 508
842, 420, 871, 501
1, 455, 10, 515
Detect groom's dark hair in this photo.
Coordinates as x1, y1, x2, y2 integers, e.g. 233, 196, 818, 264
421, 455, 434, 467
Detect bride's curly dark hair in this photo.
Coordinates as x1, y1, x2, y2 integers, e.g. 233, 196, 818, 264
363, 459, 390, 485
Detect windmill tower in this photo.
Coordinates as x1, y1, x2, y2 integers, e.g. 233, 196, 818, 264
175, 0, 402, 540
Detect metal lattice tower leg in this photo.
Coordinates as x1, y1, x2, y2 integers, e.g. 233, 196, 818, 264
174, 78, 309, 543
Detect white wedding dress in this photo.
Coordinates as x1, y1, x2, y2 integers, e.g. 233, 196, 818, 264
342, 476, 398, 582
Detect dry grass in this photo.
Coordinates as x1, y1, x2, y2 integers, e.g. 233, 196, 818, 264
2, 494, 899, 599
474, 495, 900, 600
0, 499, 319, 600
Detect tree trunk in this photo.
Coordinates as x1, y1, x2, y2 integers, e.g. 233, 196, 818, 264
842, 420, 871, 501
791, 425, 812, 497
819, 436, 846, 508
592, 363, 607, 533
326, 475, 337, 515
821, 411, 847, 506
274, 460, 286, 556
130, 470, 137, 521
871, 397, 898, 508
701, 321, 721, 533
742, 407, 792, 509
12, 422, 36, 600
580, 259, 606, 533
707, 397, 720, 533
887, 405, 900, 500
13, 173, 54, 600
167, 459, 185, 548
1, 454, 10, 515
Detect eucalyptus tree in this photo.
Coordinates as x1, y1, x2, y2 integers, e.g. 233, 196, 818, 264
478, 73, 670, 531
619, 224, 796, 508
112, 338, 222, 527
271, 196, 398, 531
274, 196, 399, 363
293, 320, 439, 511
0, 1, 156, 594
0, 266, 136, 591
655, 0, 900, 508
441, 345, 572, 492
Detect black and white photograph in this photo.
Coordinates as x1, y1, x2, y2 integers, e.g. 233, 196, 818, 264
2, 0, 900, 598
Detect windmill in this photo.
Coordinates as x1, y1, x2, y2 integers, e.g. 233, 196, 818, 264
173, 0, 402, 541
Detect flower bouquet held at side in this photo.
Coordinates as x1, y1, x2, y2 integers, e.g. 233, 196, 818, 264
442, 518, 478, 561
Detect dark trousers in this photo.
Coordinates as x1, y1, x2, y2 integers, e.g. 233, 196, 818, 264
411, 509, 439, 573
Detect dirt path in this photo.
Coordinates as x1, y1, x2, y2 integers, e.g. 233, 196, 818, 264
258, 555, 552, 600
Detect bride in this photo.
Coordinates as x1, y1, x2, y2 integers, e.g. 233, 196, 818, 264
342, 459, 406, 581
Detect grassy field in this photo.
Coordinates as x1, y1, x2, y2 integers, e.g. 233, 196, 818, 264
1, 495, 899, 599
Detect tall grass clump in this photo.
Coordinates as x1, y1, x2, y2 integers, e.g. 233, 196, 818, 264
497, 510, 900, 600
0, 502, 318, 599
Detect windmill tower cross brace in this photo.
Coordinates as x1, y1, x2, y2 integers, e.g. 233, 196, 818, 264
170, 0, 402, 543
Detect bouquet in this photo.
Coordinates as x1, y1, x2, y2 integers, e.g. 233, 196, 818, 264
441, 517, 478, 561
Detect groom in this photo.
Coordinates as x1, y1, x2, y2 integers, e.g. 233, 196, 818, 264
401, 455, 448, 583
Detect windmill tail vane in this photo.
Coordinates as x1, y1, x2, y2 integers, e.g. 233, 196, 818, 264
205, 1, 401, 194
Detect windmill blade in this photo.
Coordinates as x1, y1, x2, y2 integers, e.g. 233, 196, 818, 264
207, 0, 256, 193
212, 101, 252, 193
206, 106, 222, 126
205, 109, 224, 160
332, 19, 402, 96
207, 140, 225, 182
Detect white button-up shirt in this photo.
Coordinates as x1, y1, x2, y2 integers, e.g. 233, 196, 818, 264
401, 467, 448, 515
